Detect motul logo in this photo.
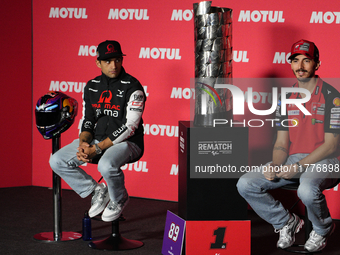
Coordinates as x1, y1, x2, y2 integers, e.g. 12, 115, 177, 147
121, 161, 148, 172
233, 51, 249, 62
170, 164, 178, 175
144, 124, 178, 137
78, 45, 97, 57
108, 9, 149, 20
139, 48, 181, 60
49, 7, 88, 19
273, 52, 292, 64
171, 87, 195, 99
310, 11, 340, 24
171, 9, 193, 21
49, 81, 86, 93
238, 10, 285, 23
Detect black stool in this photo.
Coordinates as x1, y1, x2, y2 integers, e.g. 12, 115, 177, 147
281, 179, 339, 254
88, 214, 144, 250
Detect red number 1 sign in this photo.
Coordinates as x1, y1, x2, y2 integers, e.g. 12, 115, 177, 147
186, 221, 250, 255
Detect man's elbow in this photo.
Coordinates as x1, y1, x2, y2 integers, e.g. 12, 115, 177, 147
326, 142, 339, 156
330, 144, 338, 154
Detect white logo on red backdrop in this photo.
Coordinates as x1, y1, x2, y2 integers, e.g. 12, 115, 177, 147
49, 7, 88, 19
238, 10, 285, 22
310, 11, 340, 24
108, 9, 149, 20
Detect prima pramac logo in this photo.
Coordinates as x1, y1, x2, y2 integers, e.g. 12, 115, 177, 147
106, 44, 117, 55
196, 82, 223, 106
98, 90, 112, 104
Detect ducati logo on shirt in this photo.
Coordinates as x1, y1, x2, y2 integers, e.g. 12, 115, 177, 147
311, 103, 325, 115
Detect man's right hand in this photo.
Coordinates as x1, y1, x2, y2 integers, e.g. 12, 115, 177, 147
263, 163, 279, 181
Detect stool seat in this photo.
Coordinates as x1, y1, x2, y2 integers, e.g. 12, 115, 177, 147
88, 215, 144, 250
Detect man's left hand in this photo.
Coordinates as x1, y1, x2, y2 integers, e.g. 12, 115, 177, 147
276, 164, 299, 179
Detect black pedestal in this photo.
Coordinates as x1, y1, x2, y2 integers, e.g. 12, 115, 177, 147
178, 121, 248, 220
34, 136, 81, 242
88, 216, 144, 250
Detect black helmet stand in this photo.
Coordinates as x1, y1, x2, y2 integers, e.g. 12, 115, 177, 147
33, 135, 82, 242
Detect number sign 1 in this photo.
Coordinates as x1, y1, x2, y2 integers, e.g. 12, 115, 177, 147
186, 220, 250, 255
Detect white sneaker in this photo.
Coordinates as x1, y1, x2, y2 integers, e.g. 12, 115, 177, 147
275, 213, 304, 249
304, 223, 335, 252
88, 183, 110, 218
101, 192, 129, 222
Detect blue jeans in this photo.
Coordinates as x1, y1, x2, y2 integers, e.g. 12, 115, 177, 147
49, 139, 142, 202
237, 153, 339, 236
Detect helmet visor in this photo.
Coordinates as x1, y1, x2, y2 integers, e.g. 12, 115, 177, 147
35, 111, 61, 126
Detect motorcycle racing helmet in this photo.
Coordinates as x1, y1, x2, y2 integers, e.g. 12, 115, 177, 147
35, 91, 78, 139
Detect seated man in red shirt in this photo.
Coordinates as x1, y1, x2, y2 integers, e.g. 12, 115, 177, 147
237, 39, 340, 252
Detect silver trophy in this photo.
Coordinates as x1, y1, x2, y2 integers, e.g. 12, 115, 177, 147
193, 1, 233, 127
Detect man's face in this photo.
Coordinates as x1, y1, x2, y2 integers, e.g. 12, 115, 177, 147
290, 54, 320, 82
96, 57, 123, 79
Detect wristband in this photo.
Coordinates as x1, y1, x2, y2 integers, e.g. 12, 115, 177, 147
94, 144, 102, 155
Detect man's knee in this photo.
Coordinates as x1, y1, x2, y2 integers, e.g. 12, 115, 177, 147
297, 183, 319, 206
237, 175, 250, 197
97, 159, 121, 177
49, 153, 62, 173
49, 151, 79, 172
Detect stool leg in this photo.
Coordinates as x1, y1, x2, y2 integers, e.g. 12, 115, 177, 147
110, 220, 119, 250
88, 217, 144, 250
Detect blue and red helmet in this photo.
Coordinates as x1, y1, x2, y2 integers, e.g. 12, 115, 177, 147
35, 91, 78, 139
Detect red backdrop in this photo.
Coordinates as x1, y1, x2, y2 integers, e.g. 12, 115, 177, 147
31, 0, 340, 218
